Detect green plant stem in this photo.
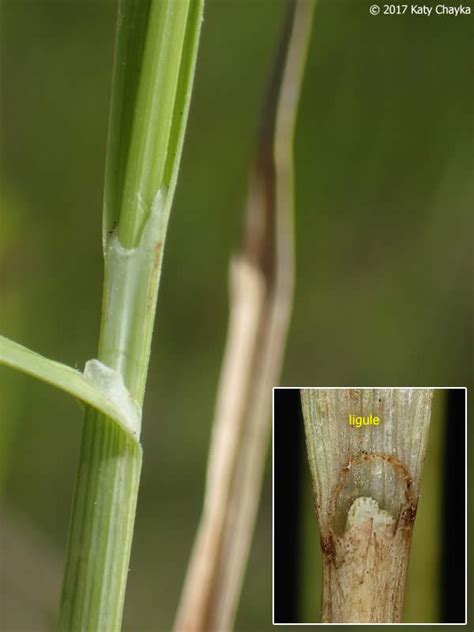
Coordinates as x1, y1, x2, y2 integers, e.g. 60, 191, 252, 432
101, 0, 205, 403
58, 411, 141, 630
58, 1, 204, 629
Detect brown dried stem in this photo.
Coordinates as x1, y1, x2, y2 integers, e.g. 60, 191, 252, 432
174, 2, 315, 630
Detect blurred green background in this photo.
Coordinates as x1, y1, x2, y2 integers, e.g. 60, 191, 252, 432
0, 0, 472, 630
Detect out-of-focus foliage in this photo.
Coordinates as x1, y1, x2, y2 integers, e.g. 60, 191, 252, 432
0, 0, 472, 630
0, 184, 29, 491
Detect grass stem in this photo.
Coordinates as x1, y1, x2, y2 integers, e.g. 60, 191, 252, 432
174, 2, 315, 629
58, 1, 204, 628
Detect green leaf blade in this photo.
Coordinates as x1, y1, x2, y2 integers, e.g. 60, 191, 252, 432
0, 335, 140, 440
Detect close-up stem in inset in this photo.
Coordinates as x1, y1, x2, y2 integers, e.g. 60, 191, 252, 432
301, 388, 433, 623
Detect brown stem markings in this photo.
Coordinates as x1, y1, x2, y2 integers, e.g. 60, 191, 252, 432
174, 3, 316, 630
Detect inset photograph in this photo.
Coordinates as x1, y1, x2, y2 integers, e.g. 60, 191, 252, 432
273, 388, 466, 625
